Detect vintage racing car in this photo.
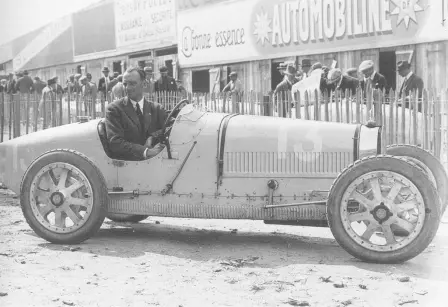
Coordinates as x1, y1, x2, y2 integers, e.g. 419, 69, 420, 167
0, 100, 446, 264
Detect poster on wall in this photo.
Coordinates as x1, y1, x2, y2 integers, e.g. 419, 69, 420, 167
178, 0, 448, 67
115, 0, 177, 51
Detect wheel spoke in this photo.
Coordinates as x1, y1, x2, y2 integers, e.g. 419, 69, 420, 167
48, 169, 58, 186
393, 217, 415, 233
381, 225, 396, 244
361, 223, 379, 240
64, 181, 84, 196
63, 206, 82, 225
35, 190, 50, 203
386, 181, 403, 202
352, 191, 376, 210
369, 177, 383, 202
42, 172, 57, 191
39, 205, 54, 217
57, 169, 69, 189
397, 199, 418, 212
348, 211, 372, 223
68, 197, 89, 208
54, 210, 65, 228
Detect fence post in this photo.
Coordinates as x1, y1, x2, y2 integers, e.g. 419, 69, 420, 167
26, 93, 30, 134
295, 91, 301, 119
304, 91, 310, 120
34, 94, 39, 132
13, 94, 20, 138
388, 90, 395, 147
0, 92, 3, 143
59, 93, 63, 126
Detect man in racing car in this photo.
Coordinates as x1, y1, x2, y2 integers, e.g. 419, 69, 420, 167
105, 67, 167, 161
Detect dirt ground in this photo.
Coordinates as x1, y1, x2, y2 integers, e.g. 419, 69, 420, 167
1, 189, 448, 307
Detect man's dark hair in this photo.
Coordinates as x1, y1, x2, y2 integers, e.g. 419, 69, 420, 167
125, 66, 145, 81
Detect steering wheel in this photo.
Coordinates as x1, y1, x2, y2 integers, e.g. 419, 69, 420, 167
158, 99, 190, 159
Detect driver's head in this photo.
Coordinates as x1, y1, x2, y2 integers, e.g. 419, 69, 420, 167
123, 67, 145, 102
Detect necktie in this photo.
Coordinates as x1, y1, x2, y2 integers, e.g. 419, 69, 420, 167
135, 102, 145, 133
399, 78, 407, 98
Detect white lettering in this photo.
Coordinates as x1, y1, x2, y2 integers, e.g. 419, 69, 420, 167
353, 0, 363, 35
347, 0, 352, 36
368, 0, 380, 33
323, 0, 335, 38
272, 4, 283, 46
299, 0, 310, 41
290, 1, 299, 44
380, 0, 392, 31
281, 3, 292, 44
335, 0, 345, 38
310, 0, 324, 41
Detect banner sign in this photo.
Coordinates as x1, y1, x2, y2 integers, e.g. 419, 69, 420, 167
13, 15, 71, 71
178, 0, 448, 67
115, 0, 177, 50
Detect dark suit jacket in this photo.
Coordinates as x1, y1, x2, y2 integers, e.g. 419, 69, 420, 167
98, 76, 112, 95
337, 75, 359, 95
360, 72, 387, 92
155, 76, 177, 92
399, 73, 424, 98
105, 97, 166, 161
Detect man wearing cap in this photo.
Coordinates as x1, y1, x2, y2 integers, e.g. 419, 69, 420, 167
155, 66, 177, 92
16, 70, 34, 94
345, 68, 359, 79
64, 75, 76, 93
6, 73, 17, 95
142, 66, 155, 97
222, 72, 243, 94
326, 68, 359, 96
397, 61, 423, 100
273, 65, 297, 117
98, 66, 112, 98
105, 66, 167, 161
39, 78, 58, 126
359, 60, 387, 92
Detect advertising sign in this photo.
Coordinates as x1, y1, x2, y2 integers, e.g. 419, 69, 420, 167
115, 0, 177, 50
178, 0, 448, 67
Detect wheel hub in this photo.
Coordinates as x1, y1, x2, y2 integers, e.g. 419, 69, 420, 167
370, 202, 393, 224
50, 191, 65, 207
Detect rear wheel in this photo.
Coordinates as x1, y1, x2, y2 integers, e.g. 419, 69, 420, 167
106, 213, 149, 223
20, 150, 107, 244
386, 144, 448, 215
327, 155, 441, 263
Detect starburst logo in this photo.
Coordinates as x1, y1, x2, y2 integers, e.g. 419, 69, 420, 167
253, 8, 272, 46
390, 0, 424, 29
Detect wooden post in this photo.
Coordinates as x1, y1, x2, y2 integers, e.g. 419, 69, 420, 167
13, 95, 20, 138
0, 93, 3, 143
26, 93, 30, 134
388, 90, 395, 147
355, 88, 361, 124
304, 91, 310, 120
324, 90, 329, 122
34, 93, 39, 132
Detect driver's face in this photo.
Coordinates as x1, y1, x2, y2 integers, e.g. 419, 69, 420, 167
123, 70, 143, 101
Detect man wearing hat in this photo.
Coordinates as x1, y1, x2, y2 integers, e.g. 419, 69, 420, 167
300, 59, 312, 78
222, 71, 243, 94
155, 66, 177, 93
6, 73, 17, 95
273, 65, 298, 117
39, 77, 58, 126
397, 61, 423, 100
358, 60, 387, 92
326, 68, 359, 96
142, 66, 156, 97
33, 76, 46, 95
345, 67, 359, 79
98, 66, 112, 98
16, 70, 34, 94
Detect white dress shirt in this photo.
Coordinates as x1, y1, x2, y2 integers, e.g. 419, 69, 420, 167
130, 98, 147, 158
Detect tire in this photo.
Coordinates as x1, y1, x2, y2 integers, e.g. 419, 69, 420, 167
387, 144, 448, 215
20, 150, 107, 244
327, 155, 441, 264
106, 213, 149, 223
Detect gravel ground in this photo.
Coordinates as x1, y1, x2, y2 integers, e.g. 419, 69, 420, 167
1, 190, 447, 307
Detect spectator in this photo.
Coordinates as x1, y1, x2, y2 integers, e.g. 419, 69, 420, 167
326, 68, 359, 96
309, 62, 322, 75
273, 65, 297, 117
222, 72, 243, 94
39, 78, 58, 125
65, 75, 76, 93
176, 79, 187, 97
111, 75, 125, 100
143, 66, 155, 96
155, 66, 177, 92
0, 79, 6, 93
300, 59, 312, 78
358, 60, 387, 92
33, 77, 46, 95
397, 61, 424, 99
16, 70, 34, 94
345, 67, 359, 79
6, 73, 17, 94
73, 73, 82, 93
98, 66, 112, 98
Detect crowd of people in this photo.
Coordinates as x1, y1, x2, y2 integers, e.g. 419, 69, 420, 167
272, 58, 424, 100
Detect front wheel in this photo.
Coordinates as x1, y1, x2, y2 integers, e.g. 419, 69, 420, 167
327, 155, 441, 264
20, 150, 107, 244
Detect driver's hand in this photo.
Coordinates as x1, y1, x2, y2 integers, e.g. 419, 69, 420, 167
145, 136, 154, 148
145, 143, 165, 159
